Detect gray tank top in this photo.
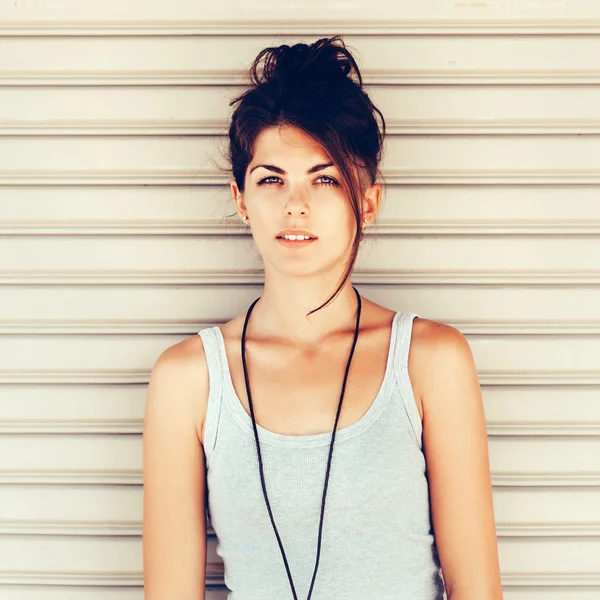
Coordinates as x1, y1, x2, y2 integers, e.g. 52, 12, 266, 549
198, 310, 446, 600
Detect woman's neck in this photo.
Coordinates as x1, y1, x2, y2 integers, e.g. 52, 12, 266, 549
246, 279, 360, 348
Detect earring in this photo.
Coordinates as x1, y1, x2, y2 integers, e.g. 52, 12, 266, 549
243, 215, 248, 221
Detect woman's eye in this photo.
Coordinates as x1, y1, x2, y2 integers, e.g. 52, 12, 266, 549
257, 176, 281, 185
317, 175, 339, 186
257, 175, 339, 186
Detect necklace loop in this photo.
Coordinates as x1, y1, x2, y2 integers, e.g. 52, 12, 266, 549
240, 285, 362, 599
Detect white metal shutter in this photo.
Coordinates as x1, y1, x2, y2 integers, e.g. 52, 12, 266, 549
1, 2, 599, 599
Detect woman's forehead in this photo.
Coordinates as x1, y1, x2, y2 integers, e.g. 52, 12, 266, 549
252, 126, 331, 161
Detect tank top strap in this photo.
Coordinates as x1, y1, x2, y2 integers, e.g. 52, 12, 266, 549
392, 311, 423, 450
197, 326, 225, 462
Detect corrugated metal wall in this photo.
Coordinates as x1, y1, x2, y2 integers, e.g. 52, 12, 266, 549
1, 2, 600, 599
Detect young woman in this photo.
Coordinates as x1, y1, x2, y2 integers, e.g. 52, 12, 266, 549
142, 36, 503, 600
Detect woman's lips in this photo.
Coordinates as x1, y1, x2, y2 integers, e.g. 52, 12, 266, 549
276, 237, 317, 248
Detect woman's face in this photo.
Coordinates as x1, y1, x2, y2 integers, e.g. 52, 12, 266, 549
231, 125, 377, 280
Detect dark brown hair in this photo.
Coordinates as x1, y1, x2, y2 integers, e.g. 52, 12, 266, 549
225, 35, 386, 316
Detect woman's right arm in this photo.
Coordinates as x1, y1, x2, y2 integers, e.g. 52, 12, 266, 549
142, 337, 209, 599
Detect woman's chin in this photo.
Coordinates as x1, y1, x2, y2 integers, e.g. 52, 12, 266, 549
266, 258, 342, 280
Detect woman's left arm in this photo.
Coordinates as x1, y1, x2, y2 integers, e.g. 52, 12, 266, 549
414, 322, 504, 600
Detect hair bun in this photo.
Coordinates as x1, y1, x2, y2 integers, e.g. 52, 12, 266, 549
250, 36, 360, 88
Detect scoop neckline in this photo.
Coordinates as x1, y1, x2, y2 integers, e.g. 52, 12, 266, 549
214, 311, 401, 448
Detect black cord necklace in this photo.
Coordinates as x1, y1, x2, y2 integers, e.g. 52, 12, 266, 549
240, 285, 362, 600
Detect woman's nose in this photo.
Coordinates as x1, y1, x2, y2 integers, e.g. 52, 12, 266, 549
284, 189, 310, 216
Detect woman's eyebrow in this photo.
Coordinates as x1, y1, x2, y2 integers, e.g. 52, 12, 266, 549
249, 162, 334, 175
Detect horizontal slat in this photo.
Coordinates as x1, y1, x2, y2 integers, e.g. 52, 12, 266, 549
499, 538, 600, 574
5, 135, 600, 174
6, 272, 600, 287
7, 121, 600, 136
0, 535, 599, 585
0, 183, 585, 222
0, 86, 230, 133
502, 573, 600, 587
0, 385, 146, 434
0, 522, 140, 537
1, 2, 600, 35
4, 86, 600, 136
489, 488, 600, 528
2, 185, 600, 235
478, 387, 600, 433
3, 322, 600, 337
503, 592, 600, 600
0, 472, 139, 486
0, 588, 226, 600
1, 486, 599, 537
3, 417, 599, 436
0, 432, 599, 485
0, 485, 143, 527
8, 588, 600, 600
0, 575, 598, 596
3, 520, 600, 539
1, 334, 600, 379
0, 537, 222, 584
0, 284, 242, 328
1, 21, 600, 38
0, 337, 599, 384
0, 564, 600, 600
5, 172, 600, 185
7, 73, 600, 86
0, 536, 140, 575
1, 385, 600, 436
3, 222, 600, 236
3, 470, 595, 487
2, 34, 600, 86
4, 20, 600, 36
5, 136, 600, 184
488, 438, 600, 477
487, 423, 600, 436
0, 286, 599, 332
0, 434, 142, 474
0, 588, 148, 600
2, 418, 599, 437
1, 235, 600, 276
497, 523, 600, 537
0, 579, 596, 598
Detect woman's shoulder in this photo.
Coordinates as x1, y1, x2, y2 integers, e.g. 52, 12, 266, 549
409, 315, 473, 417
411, 316, 469, 356
148, 332, 211, 446
410, 314, 469, 372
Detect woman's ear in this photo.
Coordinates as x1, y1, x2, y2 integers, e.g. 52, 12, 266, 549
362, 183, 381, 222
230, 180, 247, 220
